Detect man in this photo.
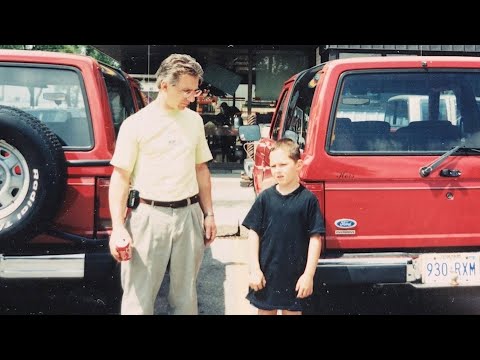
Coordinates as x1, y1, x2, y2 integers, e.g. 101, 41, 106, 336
108, 54, 217, 315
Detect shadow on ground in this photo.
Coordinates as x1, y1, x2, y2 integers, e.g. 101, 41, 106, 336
0, 279, 116, 315
305, 284, 480, 315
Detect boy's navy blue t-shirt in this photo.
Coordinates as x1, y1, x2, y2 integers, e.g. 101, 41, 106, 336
242, 184, 325, 311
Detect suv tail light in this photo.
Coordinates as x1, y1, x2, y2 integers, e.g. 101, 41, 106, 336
96, 177, 112, 236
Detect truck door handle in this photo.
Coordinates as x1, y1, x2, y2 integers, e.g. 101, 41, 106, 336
440, 169, 462, 177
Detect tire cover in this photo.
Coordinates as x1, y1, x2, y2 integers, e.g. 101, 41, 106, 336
0, 106, 66, 250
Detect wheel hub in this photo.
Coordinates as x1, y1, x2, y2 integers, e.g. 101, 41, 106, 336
0, 141, 29, 217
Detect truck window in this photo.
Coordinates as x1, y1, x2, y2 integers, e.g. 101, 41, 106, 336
100, 65, 136, 136
133, 86, 146, 110
271, 89, 290, 140
385, 98, 408, 128
419, 96, 457, 123
282, 66, 322, 149
330, 72, 480, 153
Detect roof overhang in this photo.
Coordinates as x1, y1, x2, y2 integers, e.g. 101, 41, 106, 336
92, 45, 319, 74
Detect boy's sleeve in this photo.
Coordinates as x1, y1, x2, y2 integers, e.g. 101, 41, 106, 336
307, 195, 325, 236
242, 194, 265, 236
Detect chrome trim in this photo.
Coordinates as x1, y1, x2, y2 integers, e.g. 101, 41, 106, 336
0, 254, 84, 279
319, 253, 413, 266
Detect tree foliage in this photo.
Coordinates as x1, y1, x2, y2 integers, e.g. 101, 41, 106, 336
0, 45, 119, 67
84, 46, 119, 67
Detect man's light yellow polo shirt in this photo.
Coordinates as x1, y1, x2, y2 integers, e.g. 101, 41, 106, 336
111, 101, 213, 201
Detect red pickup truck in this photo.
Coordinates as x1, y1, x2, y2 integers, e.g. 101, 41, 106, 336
240, 56, 480, 295
0, 50, 145, 311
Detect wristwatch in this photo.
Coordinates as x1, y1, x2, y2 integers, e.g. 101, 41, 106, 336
204, 212, 214, 218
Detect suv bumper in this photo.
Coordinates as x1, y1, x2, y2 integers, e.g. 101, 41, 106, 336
0, 251, 115, 280
316, 252, 480, 288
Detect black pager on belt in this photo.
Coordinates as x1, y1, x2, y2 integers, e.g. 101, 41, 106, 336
127, 189, 140, 209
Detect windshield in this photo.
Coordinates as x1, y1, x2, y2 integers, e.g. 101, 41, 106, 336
329, 71, 480, 154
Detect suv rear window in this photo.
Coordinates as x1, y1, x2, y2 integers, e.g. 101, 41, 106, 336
330, 71, 480, 153
0, 65, 92, 148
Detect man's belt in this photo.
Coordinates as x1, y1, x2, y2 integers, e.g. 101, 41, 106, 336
139, 194, 199, 208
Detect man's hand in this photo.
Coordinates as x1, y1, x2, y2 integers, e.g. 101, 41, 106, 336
109, 226, 133, 262
204, 216, 217, 246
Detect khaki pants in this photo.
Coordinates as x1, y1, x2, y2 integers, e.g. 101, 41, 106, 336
120, 202, 205, 315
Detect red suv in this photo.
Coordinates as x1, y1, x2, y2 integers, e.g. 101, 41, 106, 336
240, 56, 480, 297
0, 50, 145, 311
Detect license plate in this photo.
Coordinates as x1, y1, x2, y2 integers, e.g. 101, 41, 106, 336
421, 252, 480, 286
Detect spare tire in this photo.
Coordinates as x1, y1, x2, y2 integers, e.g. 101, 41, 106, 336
0, 105, 67, 250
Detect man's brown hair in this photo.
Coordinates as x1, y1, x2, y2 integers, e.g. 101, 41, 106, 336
155, 54, 203, 89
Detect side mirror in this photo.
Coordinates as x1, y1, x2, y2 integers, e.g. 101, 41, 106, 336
239, 125, 261, 142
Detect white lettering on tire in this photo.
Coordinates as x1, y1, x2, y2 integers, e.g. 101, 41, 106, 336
16, 168, 39, 221
0, 221, 13, 231
1, 168, 39, 232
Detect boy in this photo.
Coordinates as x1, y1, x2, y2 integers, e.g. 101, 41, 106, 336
242, 138, 325, 315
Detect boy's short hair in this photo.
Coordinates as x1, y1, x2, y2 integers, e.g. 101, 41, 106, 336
271, 138, 301, 161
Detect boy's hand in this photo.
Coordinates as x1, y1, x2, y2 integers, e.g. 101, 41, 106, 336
295, 273, 314, 298
249, 269, 266, 292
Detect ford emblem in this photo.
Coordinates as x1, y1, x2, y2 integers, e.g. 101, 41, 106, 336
334, 219, 357, 229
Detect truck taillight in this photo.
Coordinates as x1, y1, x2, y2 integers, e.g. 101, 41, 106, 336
96, 177, 112, 232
